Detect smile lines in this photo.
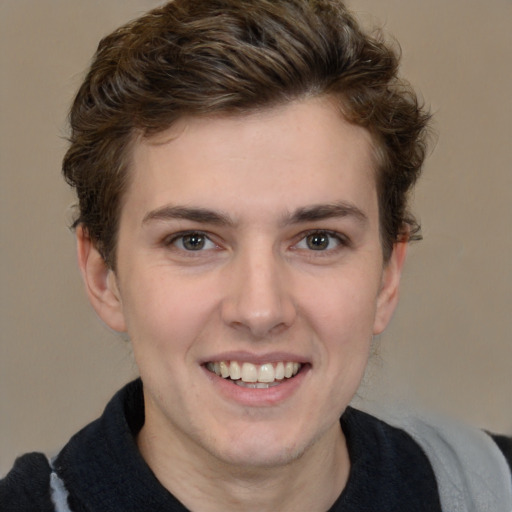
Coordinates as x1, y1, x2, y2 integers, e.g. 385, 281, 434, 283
206, 361, 302, 388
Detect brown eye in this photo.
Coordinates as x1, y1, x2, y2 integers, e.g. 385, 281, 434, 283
165, 230, 220, 257
294, 230, 345, 253
306, 232, 331, 250
181, 233, 207, 250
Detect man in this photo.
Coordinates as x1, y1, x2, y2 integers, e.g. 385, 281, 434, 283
2, 1, 511, 511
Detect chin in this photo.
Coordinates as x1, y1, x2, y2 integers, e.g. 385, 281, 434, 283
221, 445, 303, 470
209, 427, 309, 470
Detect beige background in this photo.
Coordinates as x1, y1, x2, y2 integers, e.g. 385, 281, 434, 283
1, 0, 511, 475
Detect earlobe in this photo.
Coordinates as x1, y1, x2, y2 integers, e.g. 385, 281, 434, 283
373, 241, 408, 335
76, 225, 127, 332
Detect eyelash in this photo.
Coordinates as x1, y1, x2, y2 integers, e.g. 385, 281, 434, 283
164, 231, 218, 252
292, 229, 350, 253
164, 229, 349, 254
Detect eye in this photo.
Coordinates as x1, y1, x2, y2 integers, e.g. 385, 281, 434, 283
294, 230, 345, 251
168, 231, 217, 251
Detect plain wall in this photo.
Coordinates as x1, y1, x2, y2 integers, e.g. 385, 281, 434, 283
1, 0, 511, 475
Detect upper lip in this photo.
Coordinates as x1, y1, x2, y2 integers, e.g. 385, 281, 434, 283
200, 350, 310, 365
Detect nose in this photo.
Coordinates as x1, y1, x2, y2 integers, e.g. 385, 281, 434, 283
220, 246, 297, 339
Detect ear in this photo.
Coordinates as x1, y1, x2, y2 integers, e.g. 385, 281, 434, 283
76, 225, 127, 332
373, 241, 408, 335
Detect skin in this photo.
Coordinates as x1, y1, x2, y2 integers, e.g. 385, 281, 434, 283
78, 97, 407, 512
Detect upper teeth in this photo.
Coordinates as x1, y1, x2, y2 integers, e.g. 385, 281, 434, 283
206, 361, 301, 383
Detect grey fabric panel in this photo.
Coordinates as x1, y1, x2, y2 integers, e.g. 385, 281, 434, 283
49, 458, 73, 512
378, 409, 512, 512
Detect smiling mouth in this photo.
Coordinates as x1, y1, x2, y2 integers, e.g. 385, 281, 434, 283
205, 361, 302, 389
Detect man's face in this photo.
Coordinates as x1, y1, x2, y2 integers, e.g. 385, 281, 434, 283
93, 97, 404, 469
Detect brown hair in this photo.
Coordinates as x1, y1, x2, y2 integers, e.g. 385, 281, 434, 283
63, 0, 430, 267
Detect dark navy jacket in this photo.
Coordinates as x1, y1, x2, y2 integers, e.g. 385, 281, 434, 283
2, 379, 511, 511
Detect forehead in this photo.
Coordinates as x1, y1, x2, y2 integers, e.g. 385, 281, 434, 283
124, 98, 378, 222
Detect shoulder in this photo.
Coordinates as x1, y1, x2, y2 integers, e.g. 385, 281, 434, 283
352, 406, 512, 511
338, 408, 443, 510
0, 380, 148, 512
0, 452, 55, 512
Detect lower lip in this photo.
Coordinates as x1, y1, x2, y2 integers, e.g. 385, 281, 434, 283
202, 365, 310, 407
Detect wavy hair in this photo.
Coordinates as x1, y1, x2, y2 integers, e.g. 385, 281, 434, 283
63, 0, 431, 267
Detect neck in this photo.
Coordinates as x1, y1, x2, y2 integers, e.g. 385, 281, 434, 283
137, 411, 350, 512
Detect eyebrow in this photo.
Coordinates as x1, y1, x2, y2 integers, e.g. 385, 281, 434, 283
142, 201, 368, 227
285, 202, 368, 225
142, 206, 235, 226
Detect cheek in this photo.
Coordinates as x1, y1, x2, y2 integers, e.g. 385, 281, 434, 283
300, 270, 380, 395
120, 269, 224, 357
301, 270, 381, 339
